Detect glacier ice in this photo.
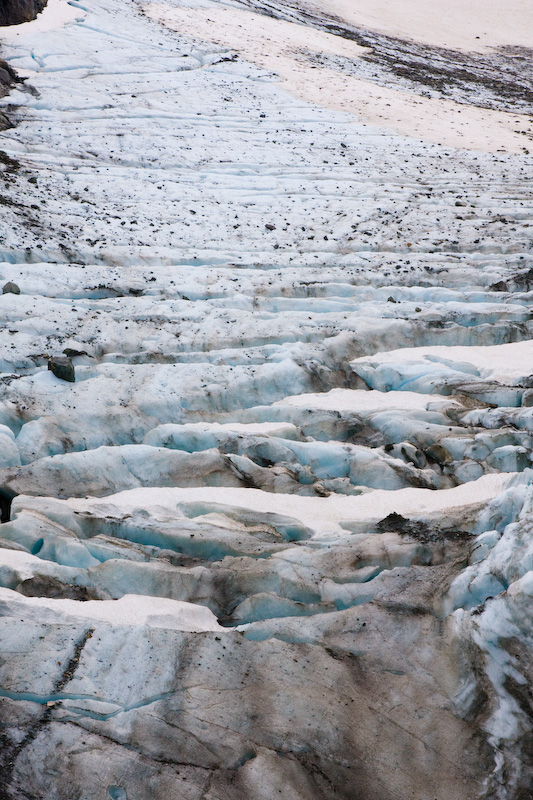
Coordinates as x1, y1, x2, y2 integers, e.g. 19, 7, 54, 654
0, 0, 532, 796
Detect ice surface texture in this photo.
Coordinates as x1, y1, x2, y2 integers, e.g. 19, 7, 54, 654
0, 0, 532, 797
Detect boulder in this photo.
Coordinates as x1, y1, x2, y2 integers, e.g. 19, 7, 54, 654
48, 356, 75, 383
2, 281, 20, 295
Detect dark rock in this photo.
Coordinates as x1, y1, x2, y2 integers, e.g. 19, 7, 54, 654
0, 150, 20, 170
490, 280, 508, 292
48, 356, 75, 382
63, 347, 88, 357
376, 511, 470, 545
17, 575, 98, 601
425, 443, 453, 464
376, 511, 420, 535
2, 281, 20, 295
0, 58, 21, 98
0, 0, 48, 27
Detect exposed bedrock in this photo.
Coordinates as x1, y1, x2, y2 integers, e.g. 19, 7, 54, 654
0, 57, 22, 130
0, 0, 47, 27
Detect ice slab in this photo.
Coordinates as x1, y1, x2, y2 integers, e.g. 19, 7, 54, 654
0, 587, 224, 631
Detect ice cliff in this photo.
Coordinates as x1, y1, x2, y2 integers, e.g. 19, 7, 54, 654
0, 0, 531, 797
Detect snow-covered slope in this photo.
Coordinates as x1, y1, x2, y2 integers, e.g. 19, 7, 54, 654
0, 0, 532, 797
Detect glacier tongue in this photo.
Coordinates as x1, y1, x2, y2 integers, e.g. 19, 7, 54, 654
0, 0, 532, 797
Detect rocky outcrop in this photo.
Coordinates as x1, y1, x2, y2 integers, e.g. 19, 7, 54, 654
0, 58, 21, 109
0, 55, 24, 130
0, 0, 47, 27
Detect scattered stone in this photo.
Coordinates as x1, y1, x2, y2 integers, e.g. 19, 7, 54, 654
490, 280, 508, 292
48, 356, 75, 382
425, 443, 453, 464
63, 347, 88, 357
376, 511, 416, 534
2, 281, 20, 294
375, 512, 469, 544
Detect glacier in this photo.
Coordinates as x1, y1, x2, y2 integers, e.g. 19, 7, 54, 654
0, 0, 532, 797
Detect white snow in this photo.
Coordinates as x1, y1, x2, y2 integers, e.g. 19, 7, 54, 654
352, 340, 533, 395
0, 587, 224, 630
145, 1, 533, 152
274, 388, 448, 412
307, 0, 533, 52
59, 473, 515, 537
354, 340, 533, 381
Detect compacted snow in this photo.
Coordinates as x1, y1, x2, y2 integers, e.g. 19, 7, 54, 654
0, 0, 532, 797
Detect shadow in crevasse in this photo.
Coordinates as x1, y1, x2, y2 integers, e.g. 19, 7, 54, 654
0, 488, 16, 523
